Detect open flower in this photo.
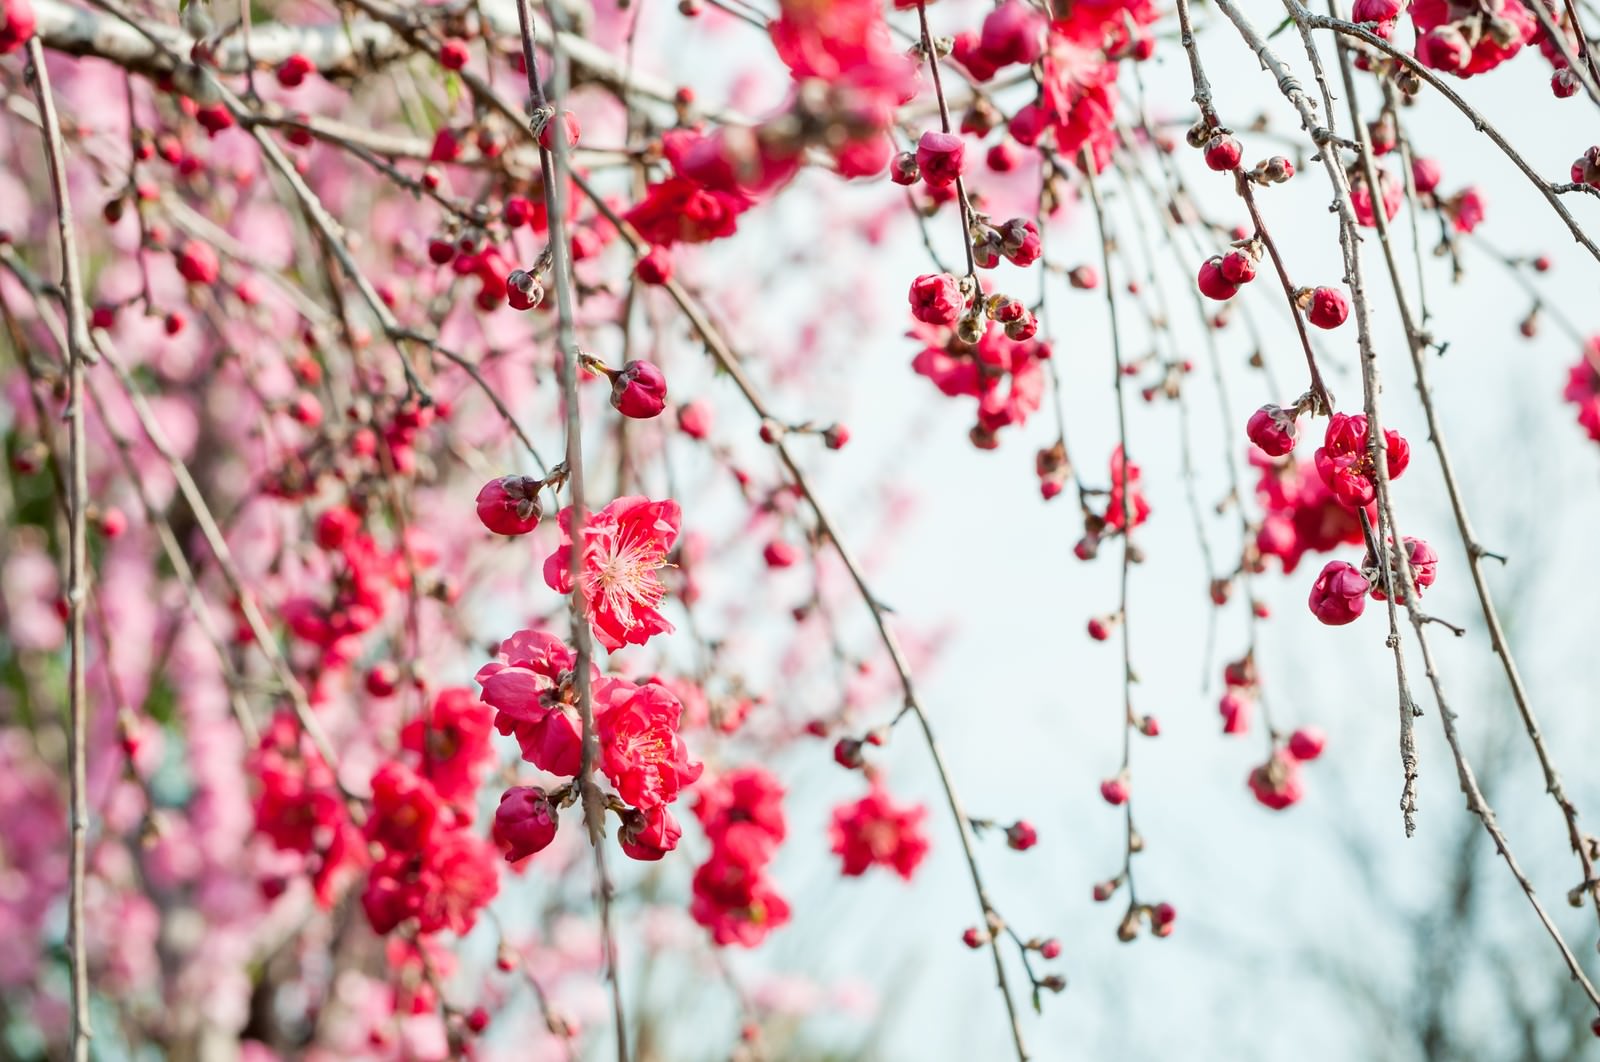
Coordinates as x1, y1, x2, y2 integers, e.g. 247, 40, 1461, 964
476, 629, 591, 776
830, 783, 930, 880
1313, 412, 1410, 508
597, 680, 702, 810
543, 496, 682, 650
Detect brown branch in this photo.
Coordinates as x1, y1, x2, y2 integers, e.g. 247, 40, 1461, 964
23, 39, 91, 1058
512, 2, 628, 1058
1172, 0, 1335, 415
1290, 6, 1600, 264
1219, 0, 1600, 1009
1324, 7, 1600, 937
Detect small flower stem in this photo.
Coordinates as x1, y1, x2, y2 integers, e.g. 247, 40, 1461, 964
912, 0, 980, 282
1080, 152, 1146, 908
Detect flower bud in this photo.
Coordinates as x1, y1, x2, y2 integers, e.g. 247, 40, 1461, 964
538, 110, 581, 151
891, 151, 920, 186
1219, 249, 1257, 286
611, 360, 668, 419
1099, 777, 1129, 805
1306, 285, 1349, 329
475, 475, 544, 536
1260, 155, 1294, 183
1197, 257, 1239, 301
492, 786, 559, 862
1203, 133, 1242, 171
833, 737, 864, 769
175, 240, 220, 286
1417, 27, 1470, 72
916, 131, 966, 187
507, 268, 544, 311
275, 53, 314, 88
1308, 560, 1369, 625
439, 39, 470, 70
1005, 820, 1038, 850
634, 245, 673, 285
1287, 726, 1326, 761
908, 272, 963, 326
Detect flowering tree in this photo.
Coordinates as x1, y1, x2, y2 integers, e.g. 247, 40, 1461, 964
2, 0, 1600, 1055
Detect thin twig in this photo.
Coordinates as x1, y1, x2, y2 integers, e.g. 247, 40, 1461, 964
512, 4, 628, 1058
24, 37, 92, 1061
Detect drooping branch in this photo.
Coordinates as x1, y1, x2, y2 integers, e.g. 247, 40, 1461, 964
1218, 0, 1600, 1010
512, 0, 628, 1057
23, 35, 93, 1062
1320, 3, 1600, 935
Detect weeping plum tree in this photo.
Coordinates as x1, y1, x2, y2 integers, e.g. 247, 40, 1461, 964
3, 0, 1600, 1055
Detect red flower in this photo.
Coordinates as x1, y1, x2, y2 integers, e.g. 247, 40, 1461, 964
677, 400, 713, 440
175, 240, 220, 286
623, 177, 749, 247
251, 713, 349, 854
762, 540, 799, 569
1370, 536, 1439, 603
1351, 0, 1399, 33
619, 804, 683, 861
1449, 186, 1487, 234
979, 0, 1045, 67
365, 761, 441, 855
543, 496, 681, 651
1252, 452, 1369, 573
1204, 134, 1242, 171
911, 322, 1047, 443
1308, 560, 1369, 626
361, 828, 499, 936
1219, 249, 1257, 285
1219, 690, 1252, 734
400, 686, 495, 806
908, 273, 963, 327
1197, 257, 1238, 301
1313, 412, 1409, 508
476, 629, 589, 776
1411, 156, 1442, 194
1409, 0, 1532, 76
635, 245, 674, 285
1104, 445, 1150, 530
1350, 168, 1402, 227
597, 681, 702, 810
275, 53, 313, 88
768, 0, 916, 113
1563, 341, 1600, 441
690, 845, 792, 947
1005, 820, 1038, 851
694, 766, 788, 859
916, 132, 966, 187
0, 0, 36, 53
830, 784, 930, 880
